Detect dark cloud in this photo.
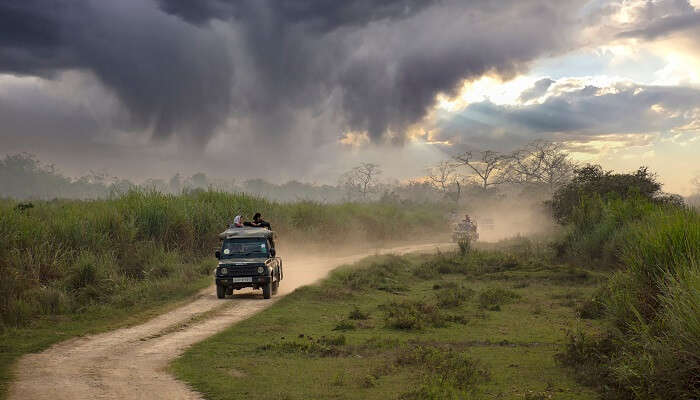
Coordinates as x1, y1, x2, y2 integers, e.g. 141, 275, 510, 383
519, 78, 555, 102
0, 0, 234, 141
435, 82, 700, 149
618, 11, 700, 39
157, 0, 437, 32
0, 0, 586, 149
615, 0, 700, 40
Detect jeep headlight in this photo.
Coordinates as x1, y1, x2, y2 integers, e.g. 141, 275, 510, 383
257, 266, 264, 274
220, 267, 228, 275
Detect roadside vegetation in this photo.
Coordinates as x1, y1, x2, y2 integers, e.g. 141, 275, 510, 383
3, 154, 697, 399
0, 190, 446, 397
172, 246, 604, 400
173, 165, 698, 400
551, 166, 699, 400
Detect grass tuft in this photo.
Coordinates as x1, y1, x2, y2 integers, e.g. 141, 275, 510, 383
478, 287, 521, 310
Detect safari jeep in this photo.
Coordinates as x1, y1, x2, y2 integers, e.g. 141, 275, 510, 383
214, 227, 283, 299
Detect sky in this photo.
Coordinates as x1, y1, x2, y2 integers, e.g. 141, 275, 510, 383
1, 0, 699, 194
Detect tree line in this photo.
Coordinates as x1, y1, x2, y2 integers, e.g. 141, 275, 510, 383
3, 143, 699, 205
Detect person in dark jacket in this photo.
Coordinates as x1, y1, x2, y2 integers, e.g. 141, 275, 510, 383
251, 212, 271, 230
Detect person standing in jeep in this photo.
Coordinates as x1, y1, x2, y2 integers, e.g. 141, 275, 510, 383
250, 212, 271, 230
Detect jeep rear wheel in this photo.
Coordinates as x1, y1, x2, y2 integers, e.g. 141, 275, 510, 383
262, 281, 272, 299
216, 284, 225, 299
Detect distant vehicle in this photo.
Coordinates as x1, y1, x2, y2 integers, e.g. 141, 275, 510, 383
214, 227, 283, 299
452, 216, 479, 243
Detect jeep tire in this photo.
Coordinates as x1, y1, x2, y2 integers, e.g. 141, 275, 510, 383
216, 284, 225, 299
225, 287, 233, 296
263, 281, 272, 299
272, 280, 279, 295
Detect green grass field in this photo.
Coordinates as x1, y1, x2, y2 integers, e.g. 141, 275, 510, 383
3, 183, 696, 399
172, 247, 606, 400
0, 190, 449, 399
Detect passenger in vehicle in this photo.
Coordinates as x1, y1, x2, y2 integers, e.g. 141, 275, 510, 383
251, 212, 272, 230
232, 215, 244, 228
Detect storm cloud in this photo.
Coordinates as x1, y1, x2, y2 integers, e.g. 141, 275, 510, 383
518, 78, 555, 103
0, 0, 233, 141
614, 0, 700, 40
0, 0, 586, 148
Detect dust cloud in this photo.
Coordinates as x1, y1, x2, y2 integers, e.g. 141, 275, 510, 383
460, 196, 556, 243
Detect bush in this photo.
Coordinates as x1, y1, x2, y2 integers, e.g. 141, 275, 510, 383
329, 255, 409, 293
576, 298, 605, 320
396, 346, 490, 396
556, 331, 632, 399
333, 320, 355, 331
477, 287, 521, 310
66, 252, 102, 291
382, 301, 447, 330
555, 189, 700, 399
348, 306, 369, 320
550, 165, 666, 224
435, 285, 474, 308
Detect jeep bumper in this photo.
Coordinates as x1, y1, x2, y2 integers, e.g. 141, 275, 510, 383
216, 276, 272, 286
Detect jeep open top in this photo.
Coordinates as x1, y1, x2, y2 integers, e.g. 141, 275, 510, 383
214, 227, 283, 299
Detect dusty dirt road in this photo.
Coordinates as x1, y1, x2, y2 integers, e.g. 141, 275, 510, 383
9, 243, 448, 400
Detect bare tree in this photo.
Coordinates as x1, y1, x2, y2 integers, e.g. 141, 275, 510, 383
340, 162, 382, 200
427, 160, 465, 201
427, 161, 455, 193
505, 140, 576, 191
454, 150, 509, 191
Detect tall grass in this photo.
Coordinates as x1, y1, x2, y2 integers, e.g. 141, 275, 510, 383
0, 189, 447, 329
557, 195, 657, 265
557, 197, 700, 399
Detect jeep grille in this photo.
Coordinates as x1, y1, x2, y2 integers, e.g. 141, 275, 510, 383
220, 265, 263, 276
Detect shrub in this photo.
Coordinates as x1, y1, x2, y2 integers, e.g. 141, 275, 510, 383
477, 287, 521, 310
556, 331, 629, 398
396, 346, 490, 397
333, 320, 355, 331
318, 335, 346, 346
550, 165, 666, 224
556, 191, 700, 399
348, 306, 369, 320
329, 255, 409, 293
66, 252, 102, 291
435, 285, 474, 308
382, 301, 447, 330
360, 375, 377, 388
576, 288, 608, 319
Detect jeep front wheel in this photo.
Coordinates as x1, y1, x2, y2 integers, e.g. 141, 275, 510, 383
216, 284, 225, 299
262, 281, 272, 299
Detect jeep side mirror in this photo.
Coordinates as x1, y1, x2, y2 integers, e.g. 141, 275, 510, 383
270, 248, 276, 257
215, 250, 221, 259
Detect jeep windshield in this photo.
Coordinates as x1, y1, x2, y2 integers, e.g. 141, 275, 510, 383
221, 238, 269, 259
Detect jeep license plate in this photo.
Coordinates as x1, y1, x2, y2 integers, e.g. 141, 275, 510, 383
231, 277, 252, 283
